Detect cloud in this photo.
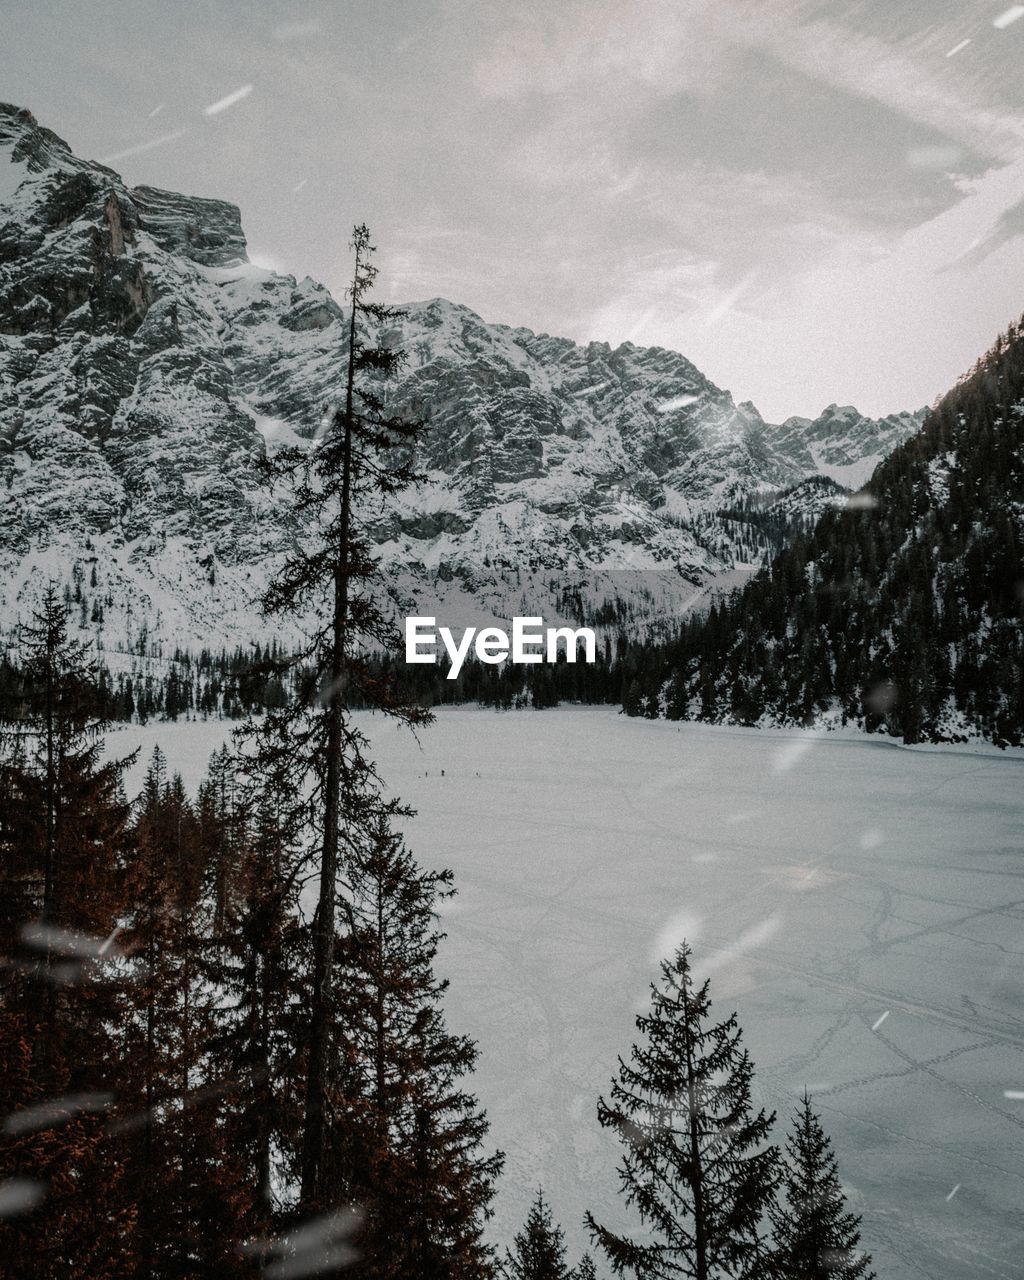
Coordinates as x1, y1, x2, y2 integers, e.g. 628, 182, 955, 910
271, 18, 323, 41
942, 191, 1024, 270
473, 0, 1024, 168
384, 222, 498, 305
907, 145, 964, 170
472, 0, 738, 104
720, 1, 1024, 163
457, 0, 1024, 419
702, 269, 758, 328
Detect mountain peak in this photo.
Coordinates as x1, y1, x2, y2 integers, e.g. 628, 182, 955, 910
132, 184, 247, 267
0, 101, 119, 185
0, 101, 69, 158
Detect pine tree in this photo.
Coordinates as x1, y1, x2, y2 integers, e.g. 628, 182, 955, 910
196, 745, 247, 937
585, 942, 778, 1280
0, 590, 138, 1276
0, 588, 134, 1060
504, 1189, 571, 1280
121, 750, 253, 1279
573, 1255, 599, 1280
201, 746, 308, 1226
337, 813, 503, 1279
242, 223, 427, 1209
769, 1095, 875, 1280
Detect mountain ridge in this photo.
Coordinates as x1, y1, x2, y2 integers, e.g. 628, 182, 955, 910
0, 102, 924, 661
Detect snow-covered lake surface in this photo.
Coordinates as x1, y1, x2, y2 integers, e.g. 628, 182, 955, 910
108, 708, 1024, 1279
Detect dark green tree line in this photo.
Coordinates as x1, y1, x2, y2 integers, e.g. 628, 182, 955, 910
621, 317, 1024, 745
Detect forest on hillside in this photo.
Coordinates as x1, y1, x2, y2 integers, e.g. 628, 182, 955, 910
619, 318, 1024, 746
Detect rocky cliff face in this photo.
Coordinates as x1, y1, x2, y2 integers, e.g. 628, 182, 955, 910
0, 103, 924, 658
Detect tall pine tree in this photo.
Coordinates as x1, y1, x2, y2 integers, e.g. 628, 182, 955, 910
245, 223, 427, 1209
585, 943, 778, 1280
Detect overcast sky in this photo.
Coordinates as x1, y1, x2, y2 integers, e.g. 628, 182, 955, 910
3, 0, 1024, 419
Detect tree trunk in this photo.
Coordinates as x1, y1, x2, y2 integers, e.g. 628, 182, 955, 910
683, 987, 708, 1280
38, 628, 59, 1074
300, 240, 361, 1208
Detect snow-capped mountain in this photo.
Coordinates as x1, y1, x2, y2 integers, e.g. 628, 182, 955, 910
0, 103, 923, 656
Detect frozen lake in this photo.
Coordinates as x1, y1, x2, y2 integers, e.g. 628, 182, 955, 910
109, 708, 1024, 1279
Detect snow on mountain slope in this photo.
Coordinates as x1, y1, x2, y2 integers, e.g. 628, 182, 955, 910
0, 103, 924, 656
773, 403, 924, 489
